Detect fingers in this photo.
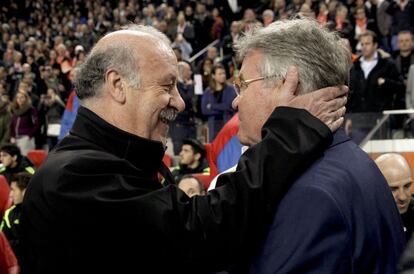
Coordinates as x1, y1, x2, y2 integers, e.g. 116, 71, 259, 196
280, 66, 299, 96
325, 96, 347, 113
329, 117, 344, 132
312, 85, 349, 101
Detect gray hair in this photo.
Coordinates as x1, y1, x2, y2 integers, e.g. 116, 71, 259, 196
235, 18, 351, 94
74, 24, 171, 100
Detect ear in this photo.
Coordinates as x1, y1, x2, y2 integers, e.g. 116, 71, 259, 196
194, 152, 201, 161
12, 155, 17, 162
105, 69, 126, 104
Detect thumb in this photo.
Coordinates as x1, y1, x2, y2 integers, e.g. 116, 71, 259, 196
280, 66, 299, 97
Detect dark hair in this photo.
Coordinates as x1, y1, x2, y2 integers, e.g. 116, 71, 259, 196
178, 175, 206, 194
0, 143, 21, 159
11, 171, 32, 190
359, 30, 378, 44
210, 63, 227, 90
182, 138, 206, 159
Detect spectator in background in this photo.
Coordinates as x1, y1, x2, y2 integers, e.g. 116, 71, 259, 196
375, 153, 414, 243
177, 175, 206, 198
262, 9, 275, 27
347, 31, 405, 144
171, 33, 193, 61
170, 61, 197, 155
0, 171, 32, 262
386, 0, 414, 51
171, 138, 210, 183
0, 96, 11, 147
211, 8, 224, 40
38, 87, 65, 150
0, 144, 34, 184
393, 31, 414, 85
368, 0, 392, 51
10, 91, 39, 155
201, 64, 236, 142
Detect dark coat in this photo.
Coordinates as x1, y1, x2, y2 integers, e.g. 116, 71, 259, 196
251, 129, 405, 274
20, 106, 332, 274
348, 54, 405, 112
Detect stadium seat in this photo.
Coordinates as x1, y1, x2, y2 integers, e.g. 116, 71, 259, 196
27, 150, 48, 168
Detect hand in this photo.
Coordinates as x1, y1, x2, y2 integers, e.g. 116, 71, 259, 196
275, 67, 348, 132
10, 137, 16, 144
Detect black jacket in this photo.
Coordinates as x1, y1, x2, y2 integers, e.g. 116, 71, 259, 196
20, 106, 332, 274
348, 53, 405, 112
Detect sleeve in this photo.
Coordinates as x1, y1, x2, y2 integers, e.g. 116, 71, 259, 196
251, 185, 349, 274
140, 107, 333, 270
28, 107, 39, 138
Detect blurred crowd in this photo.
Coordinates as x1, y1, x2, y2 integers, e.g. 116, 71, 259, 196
0, 0, 413, 155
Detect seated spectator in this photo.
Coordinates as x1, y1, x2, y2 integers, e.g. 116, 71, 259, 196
0, 144, 35, 184
177, 175, 206, 197
0, 171, 32, 261
171, 138, 209, 182
0, 97, 11, 148
375, 153, 414, 242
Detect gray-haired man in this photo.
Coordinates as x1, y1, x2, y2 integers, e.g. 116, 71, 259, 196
226, 19, 405, 273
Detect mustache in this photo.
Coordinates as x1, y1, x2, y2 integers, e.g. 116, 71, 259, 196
159, 107, 179, 122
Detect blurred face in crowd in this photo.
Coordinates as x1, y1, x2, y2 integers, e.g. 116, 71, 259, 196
212, 67, 226, 85
10, 181, 25, 205
178, 177, 205, 197
16, 92, 28, 107
207, 47, 218, 60
355, 8, 366, 20
0, 151, 17, 168
398, 32, 414, 53
232, 51, 282, 146
360, 35, 378, 59
179, 144, 199, 166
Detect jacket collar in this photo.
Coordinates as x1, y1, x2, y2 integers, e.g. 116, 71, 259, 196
70, 106, 165, 176
331, 128, 351, 148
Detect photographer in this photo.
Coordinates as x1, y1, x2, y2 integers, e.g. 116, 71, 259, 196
38, 87, 64, 150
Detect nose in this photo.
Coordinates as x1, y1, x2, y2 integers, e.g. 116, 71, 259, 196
396, 188, 408, 202
232, 96, 239, 111
171, 85, 185, 112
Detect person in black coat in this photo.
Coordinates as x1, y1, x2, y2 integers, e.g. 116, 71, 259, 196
347, 30, 405, 143
19, 24, 347, 274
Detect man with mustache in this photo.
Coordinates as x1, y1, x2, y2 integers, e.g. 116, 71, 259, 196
20, 25, 347, 274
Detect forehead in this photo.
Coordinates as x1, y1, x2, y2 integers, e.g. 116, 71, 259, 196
240, 51, 262, 78
179, 178, 200, 188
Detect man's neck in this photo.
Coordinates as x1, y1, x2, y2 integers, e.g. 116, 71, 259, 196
363, 52, 377, 61
10, 161, 17, 169
188, 161, 200, 169
400, 50, 412, 58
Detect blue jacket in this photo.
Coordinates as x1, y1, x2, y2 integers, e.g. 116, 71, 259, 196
251, 129, 405, 274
